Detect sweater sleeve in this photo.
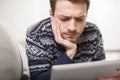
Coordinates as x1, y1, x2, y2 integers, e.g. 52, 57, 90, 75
87, 22, 106, 61
28, 53, 74, 80
55, 53, 74, 65
26, 28, 74, 80
91, 26, 106, 61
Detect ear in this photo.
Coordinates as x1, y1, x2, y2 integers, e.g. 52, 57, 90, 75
49, 9, 54, 19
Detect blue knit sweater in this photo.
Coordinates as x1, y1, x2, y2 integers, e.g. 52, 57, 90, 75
26, 17, 105, 80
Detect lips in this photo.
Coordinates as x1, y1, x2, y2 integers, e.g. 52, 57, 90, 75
63, 33, 78, 38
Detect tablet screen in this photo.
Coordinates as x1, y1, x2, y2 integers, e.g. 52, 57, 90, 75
51, 60, 120, 80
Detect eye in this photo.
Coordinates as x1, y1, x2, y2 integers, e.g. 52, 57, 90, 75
60, 17, 70, 21
76, 18, 84, 22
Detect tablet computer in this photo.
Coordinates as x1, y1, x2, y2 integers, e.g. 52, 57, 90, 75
51, 60, 120, 80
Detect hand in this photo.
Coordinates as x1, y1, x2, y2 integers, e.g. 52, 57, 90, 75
99, 69, 120, 80
51, 17, 77, 59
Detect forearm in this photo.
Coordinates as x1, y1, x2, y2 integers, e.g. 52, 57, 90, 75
30, 70, 51, 80
55, 53, 75, 65
29, 53, 74, 80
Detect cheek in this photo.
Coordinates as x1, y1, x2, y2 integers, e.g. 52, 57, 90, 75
59, 23, 68, 33
77, 25, 85, 33
59, 25, 66, 33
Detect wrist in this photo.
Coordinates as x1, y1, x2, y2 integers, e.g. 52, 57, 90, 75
66, 46, 77, 59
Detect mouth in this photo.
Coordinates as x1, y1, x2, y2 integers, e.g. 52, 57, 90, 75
63, 33, 78, 38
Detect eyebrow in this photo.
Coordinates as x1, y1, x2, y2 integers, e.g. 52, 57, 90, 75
58, 15, 86, 19
76, 16, 86, 19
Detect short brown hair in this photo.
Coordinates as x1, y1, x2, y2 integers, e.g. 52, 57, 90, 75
49, 0, 90, 14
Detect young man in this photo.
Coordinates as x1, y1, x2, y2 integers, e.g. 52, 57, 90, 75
26, 0, 120, 80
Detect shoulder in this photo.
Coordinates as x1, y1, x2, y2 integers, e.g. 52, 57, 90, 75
26, 17, 54, 46
79, 22, 103, 43
26, 17, 51, 35
82, 22, 102, 37
84, 22, 101, 34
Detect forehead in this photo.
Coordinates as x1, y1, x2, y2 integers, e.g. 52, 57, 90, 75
55, 0, 87, 16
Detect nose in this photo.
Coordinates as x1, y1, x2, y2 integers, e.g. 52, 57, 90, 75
67, 19, 76, 32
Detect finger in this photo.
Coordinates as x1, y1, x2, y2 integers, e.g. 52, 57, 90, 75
51, 17, 63, 44
55, 21, 70, 45
51, 17, 58, 40
55, 20, 64, 43
100, 76, 120, 80
51, 16, 55, 33
117, 69, 120, 76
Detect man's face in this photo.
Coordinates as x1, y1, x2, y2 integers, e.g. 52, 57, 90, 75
50, 0, 87, 43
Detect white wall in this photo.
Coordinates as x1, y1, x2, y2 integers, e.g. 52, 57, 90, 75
0, 0, 120, 50
0, 0, 50, 41
87, 0, 120, 50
